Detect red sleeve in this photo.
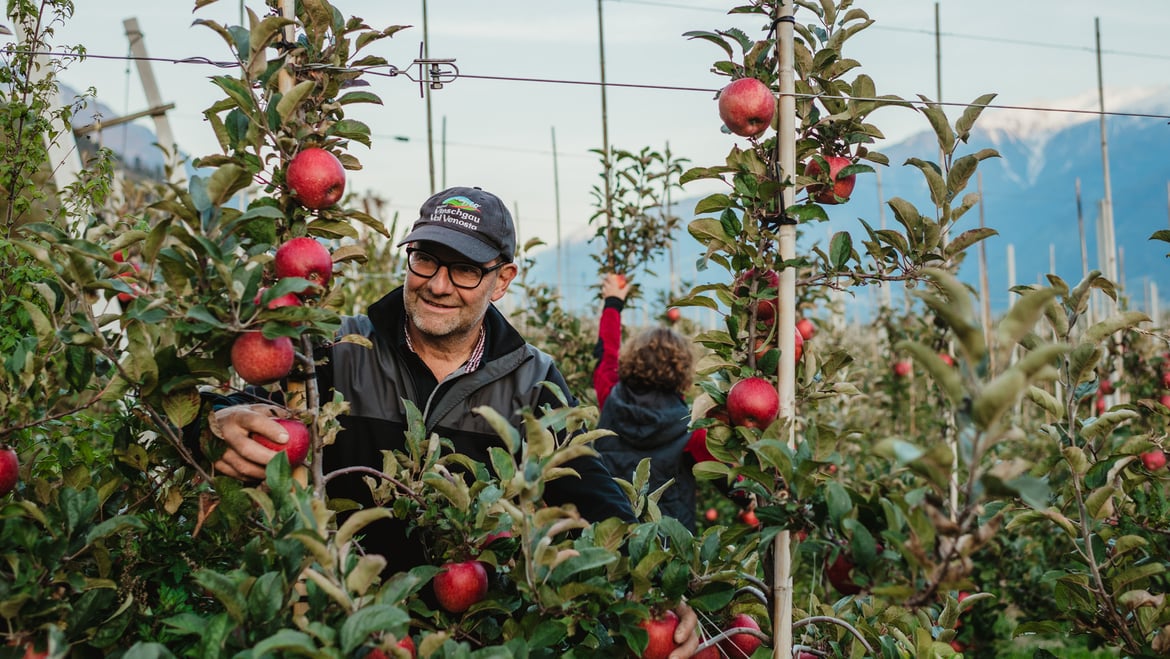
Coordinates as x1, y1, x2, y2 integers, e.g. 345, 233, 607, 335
684, 428, 717, 463
592, 305, 622, 409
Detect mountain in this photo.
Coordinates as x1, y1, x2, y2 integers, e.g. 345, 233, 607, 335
525, 86, 1170, 322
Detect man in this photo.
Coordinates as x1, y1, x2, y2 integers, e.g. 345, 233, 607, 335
205, 186, 699, 657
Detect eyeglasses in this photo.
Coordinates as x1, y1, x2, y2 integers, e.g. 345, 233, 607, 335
405, 248, 506, 289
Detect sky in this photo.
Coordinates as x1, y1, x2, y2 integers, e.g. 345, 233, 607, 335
43, 0, 1170, 255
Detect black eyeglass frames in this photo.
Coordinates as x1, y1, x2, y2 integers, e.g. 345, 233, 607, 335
405, 248, 506, 289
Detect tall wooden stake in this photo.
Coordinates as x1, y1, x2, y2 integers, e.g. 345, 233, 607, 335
422, 0, 436, 194
596, 0, 614, 268
773, 3, 796, 657
552, 126, 565, 302
122, 18, 177, 172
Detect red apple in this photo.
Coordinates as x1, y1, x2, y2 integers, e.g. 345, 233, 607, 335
638, 610, 679, 659
286, 147, 346, 209
1096, 396, 1107, 415
274, 237, 333, 286
231, 331, 296, 385
950, 640, 965, 652
1098, 379, 1114, 395
805, 155, 856, 204
939, 353, 955, 367
112, 250, 126, 263
254, 287, 302, 310
1162, 371, 1170, 389
21, 644, 47, 659
705, 507, 718, 522
726, 377, 780, 429
1160, 394, 1170, 409
753, 329, 803, 364
734, 268, 780, 326
614, 273, 627, 288
397, 636, 416, 658
115, 262, 143, 304
826, 551, 862, 595
666, 308, 681, 323
0, 448, 18, 496
692, 639, 720, 659
250, 418, 310, 468
798, 653, 818, 659
795, 317, 816, 340
738, 509, 760, 528
432, 560, 489, 613
892, 360, 912, 378
718, 78, 775, 138
1141, 451, 1167, 471
720, 613, 763, 657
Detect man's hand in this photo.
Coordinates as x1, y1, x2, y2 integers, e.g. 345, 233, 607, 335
668, 600, 701, 659
208, 403, 289, 481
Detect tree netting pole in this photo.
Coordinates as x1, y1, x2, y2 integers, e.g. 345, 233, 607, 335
772, 2, 796, 658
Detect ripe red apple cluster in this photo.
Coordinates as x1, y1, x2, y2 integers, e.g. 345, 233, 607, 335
230, 236, 333, 387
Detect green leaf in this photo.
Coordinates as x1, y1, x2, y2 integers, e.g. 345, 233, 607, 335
825, 481, 852, 523
694, 193, 733, 216
246, 572, 285, 624
250, 629, 318, 656
971, 369, 1027, 430
275, 80, 316, 124
955, 93, 998, 141
1083, 310, 1150, 344
828, 231, 852, 270
162, 388, 203, 428
340, 604, 410, 654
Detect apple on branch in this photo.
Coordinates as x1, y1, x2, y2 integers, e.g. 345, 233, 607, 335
432, 560, 489, 613
250, 418, 311, 468
666, 308, 681, 323
274, 237, 334, 287
805, 154, 857, 204
719, 613, 763, 657
1141, 451, 1167, 471
286, 147, 346, 210
637, 610, 680, 659
795, 317, 816, 341
231, 331, 296, 385
0, 447, 18, 496
726, 376, 780, 429
717, 77, 775, 138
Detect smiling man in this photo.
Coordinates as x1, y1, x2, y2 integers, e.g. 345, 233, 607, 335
201, 186, 700, 655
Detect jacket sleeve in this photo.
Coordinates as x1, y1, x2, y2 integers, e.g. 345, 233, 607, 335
537, 352, 636, 524
592, 297, 624, 409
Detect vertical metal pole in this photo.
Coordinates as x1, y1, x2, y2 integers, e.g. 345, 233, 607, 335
597, 0, 614, 268
423, 0, 436, 194
441, 115, 447, 190
773, 3, 796, 657
552, 126, 565, 301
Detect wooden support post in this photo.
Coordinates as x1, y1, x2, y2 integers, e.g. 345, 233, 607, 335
122, 18, 177, 170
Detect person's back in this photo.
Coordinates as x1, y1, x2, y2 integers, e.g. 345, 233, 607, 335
595, 326, 697, 532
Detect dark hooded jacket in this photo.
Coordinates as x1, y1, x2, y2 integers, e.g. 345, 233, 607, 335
595, 382, 696, 531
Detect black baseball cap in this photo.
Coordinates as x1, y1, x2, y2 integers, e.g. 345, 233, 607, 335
396, 186, 516, 263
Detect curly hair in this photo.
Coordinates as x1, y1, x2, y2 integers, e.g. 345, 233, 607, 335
617, 327, 694, 395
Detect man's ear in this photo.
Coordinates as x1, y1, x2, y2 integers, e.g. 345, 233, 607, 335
490, 263, 519, 302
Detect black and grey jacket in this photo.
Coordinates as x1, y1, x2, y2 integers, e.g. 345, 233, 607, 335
204, 287, 634, 575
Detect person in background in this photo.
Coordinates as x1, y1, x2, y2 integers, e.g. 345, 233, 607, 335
196, 188, 700, 658
592, 273, 708, 532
